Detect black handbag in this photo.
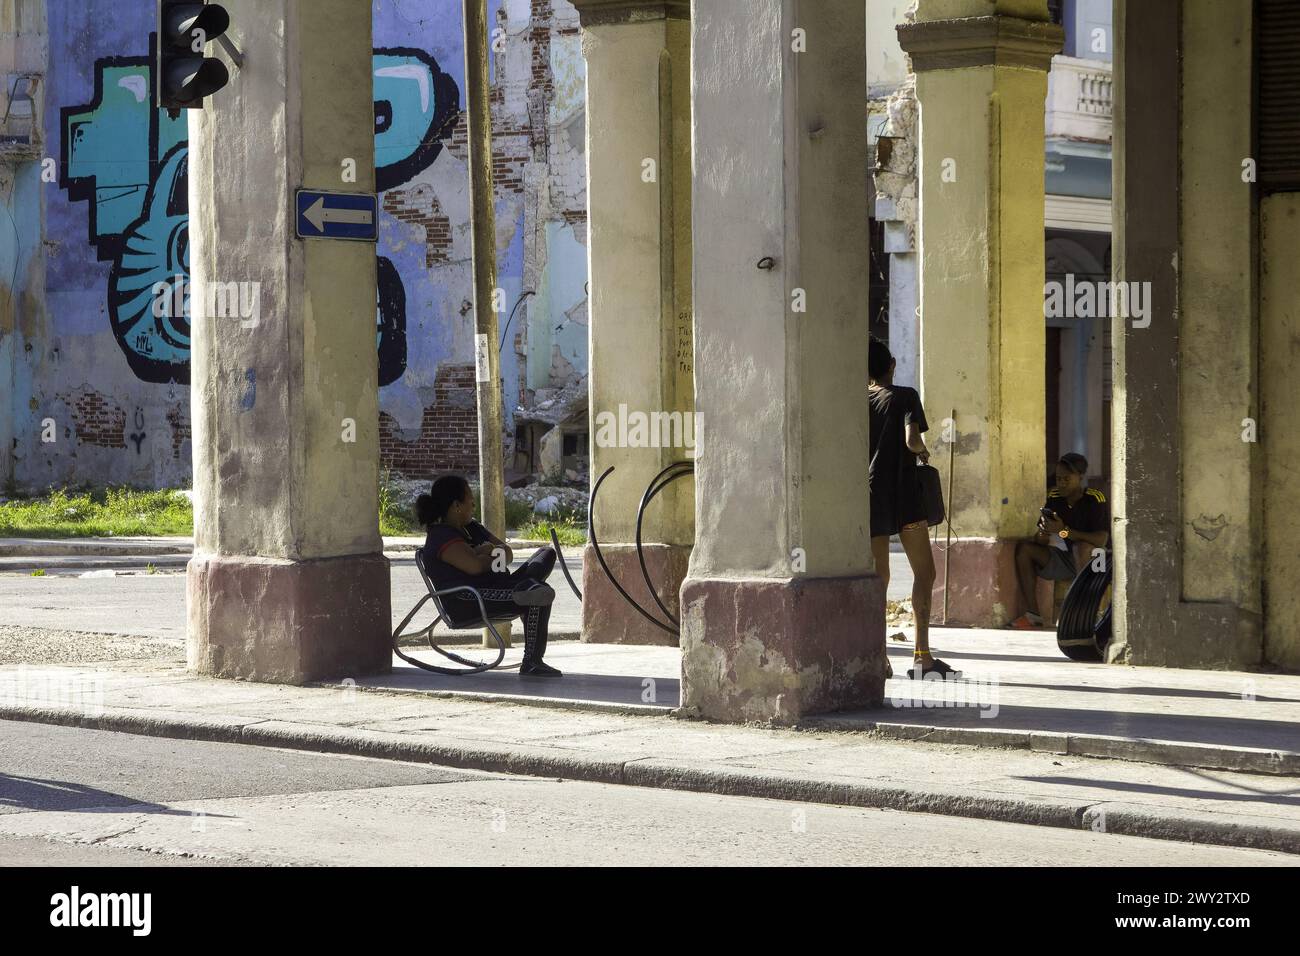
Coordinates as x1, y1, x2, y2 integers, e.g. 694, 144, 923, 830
917, 463, 946, 527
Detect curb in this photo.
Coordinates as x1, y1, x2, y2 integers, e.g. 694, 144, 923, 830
804, 717, 1300, 777
330, 678, 669, 717
0, 541, 570, 572
0, 554, 193, 573
0, 538, 193, 558
0, 536, 557, 558
1, 703, 1296, 856
393, 629, 582, 648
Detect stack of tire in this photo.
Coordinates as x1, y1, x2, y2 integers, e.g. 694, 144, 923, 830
1056, 551, 1113, 662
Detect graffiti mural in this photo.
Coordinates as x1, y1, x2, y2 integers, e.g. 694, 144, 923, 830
60, 46, 459, 386
374, 48, 461, 192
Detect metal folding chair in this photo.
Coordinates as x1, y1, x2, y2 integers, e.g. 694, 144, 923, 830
392, 549, 513, 675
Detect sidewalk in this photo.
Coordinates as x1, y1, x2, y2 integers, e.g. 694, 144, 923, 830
351, 632, 1300, 775
2, 639, 1299, 856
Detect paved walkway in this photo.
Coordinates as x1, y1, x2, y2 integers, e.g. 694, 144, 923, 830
364, 630, 1300, 775
3, 535, 1297, 851
1, 655, 1297, 855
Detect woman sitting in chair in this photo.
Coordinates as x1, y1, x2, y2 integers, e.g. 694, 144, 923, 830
416, 475, 562, 677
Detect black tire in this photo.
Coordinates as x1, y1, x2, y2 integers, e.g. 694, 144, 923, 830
1056, 551, 1113, 662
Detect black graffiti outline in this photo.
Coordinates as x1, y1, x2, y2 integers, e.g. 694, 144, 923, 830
61, 43, 460, 387
374, 46, 462, 193
377, 255, 407, 387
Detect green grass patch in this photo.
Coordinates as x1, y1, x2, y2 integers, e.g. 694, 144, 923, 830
0, 488, 194, 538
3, 481, 590, 545
517, 506, 586, 547
378, 475, 420, 536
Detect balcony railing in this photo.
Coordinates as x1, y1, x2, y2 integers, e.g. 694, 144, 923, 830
1046, 55, 1112, 144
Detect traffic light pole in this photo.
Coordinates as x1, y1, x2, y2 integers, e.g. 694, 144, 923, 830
462, 0, 509, 648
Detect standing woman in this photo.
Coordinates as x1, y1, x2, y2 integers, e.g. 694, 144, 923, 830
417, 475, 562, 677
867, 336, 957, 678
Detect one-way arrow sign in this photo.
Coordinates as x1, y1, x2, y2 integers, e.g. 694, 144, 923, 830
295, 190, 378, 242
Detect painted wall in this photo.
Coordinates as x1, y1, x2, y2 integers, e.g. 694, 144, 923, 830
865, 0, 909, 98
11, 0, 588, 491
1178, 0, 1258, 613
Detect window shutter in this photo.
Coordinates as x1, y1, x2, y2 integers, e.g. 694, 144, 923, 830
1258, 0, 1300, 191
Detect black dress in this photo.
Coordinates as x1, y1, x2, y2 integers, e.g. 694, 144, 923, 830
868, 384, 929, 537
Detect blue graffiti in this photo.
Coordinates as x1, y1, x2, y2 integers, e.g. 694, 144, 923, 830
109, 142, 190, 383
374, 49, 460, 192
60, 48, 459, 385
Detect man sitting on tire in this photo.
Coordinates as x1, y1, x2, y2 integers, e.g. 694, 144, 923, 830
1007, 452, 1110, 629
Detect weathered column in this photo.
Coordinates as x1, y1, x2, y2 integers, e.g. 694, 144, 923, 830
681, 0, 884, 723
187, 0, 391, 683
896, 1, 1061, 627
1111, 0, 1260, 669
573, 0, 693, 646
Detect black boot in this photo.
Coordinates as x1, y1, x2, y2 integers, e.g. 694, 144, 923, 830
518, 600, 561, 677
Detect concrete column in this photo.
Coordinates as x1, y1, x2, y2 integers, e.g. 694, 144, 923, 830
1261, 194, 1300, 671
1110, 0, 1259, 669
681, 0, 884, 723
573, 0, 693, 646
897, 1, 1062, 627
186, 0, 391, 683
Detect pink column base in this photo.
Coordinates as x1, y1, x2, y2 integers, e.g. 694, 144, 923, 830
928, 536, 1025, 629
680, 574, 887, 724
188, 552, 392, 684
581, 543, 690, 646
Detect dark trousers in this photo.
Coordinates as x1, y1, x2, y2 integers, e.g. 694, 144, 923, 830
448, 547, 557, 662
509, 546, 557, 587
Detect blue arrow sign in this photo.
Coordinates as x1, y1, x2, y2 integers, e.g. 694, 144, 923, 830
295, 190, 378, 241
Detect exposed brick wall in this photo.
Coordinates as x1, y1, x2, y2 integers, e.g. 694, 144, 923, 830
444, 86, 529, 196
383, 186, 452, 267
58, 390, 126, 449
379, 364, 481, 477
529, 0, 555, 149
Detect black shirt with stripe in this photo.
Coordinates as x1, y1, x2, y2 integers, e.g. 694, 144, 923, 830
1042, 487, 1108, 537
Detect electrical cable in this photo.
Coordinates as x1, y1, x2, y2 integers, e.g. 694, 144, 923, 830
499, 289, 535, 350
634, 460, 694, 628
549, 525, 582, 600
588, 465, 678, 635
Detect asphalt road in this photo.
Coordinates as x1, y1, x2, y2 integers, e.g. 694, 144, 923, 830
0, 555, 922, 665
0, 721, 1294, 867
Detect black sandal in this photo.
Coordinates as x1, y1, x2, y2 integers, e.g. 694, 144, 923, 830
907, 656, 962, 680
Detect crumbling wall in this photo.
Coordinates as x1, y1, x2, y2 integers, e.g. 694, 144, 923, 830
13, 0, 589, 492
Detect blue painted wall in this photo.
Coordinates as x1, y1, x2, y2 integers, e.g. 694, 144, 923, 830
15, 0, 588, 490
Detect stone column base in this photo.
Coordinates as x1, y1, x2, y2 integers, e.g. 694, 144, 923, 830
581, 543, 690, 646
680, 574, 886, 724
929, 536, 1023, 628
188, 552, 392, 684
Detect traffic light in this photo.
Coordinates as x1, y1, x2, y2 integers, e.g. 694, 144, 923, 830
156, 1, 231, 112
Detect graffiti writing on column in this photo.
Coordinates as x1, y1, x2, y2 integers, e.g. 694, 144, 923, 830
59, 47, 460, 387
